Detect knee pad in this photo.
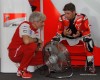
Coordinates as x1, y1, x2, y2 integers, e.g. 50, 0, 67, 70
83, 37, 94, 52
87, 56, 94, 62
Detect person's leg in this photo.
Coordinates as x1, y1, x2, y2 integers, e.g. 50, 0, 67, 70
9, 43, 38, 78
18, 43, 37, 71
83, 37, 95, 73
85, 51, 95, 73
8, 49, 23, 63
29, 51, 44, 65
18, 43, 38, 78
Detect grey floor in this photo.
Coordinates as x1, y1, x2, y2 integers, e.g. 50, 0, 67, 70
0, 65, 100, 80
0, 58, 100, 80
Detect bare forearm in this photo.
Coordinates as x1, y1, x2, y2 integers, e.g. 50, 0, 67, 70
29, 37, 38, 43
22, 36, 38, 45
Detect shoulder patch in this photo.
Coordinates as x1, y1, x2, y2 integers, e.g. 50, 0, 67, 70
80, 13, 88, 20
20, 23, 30, 28
81, 13, 86, 17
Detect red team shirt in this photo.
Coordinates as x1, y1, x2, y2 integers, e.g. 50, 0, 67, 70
8, 21, 39, 49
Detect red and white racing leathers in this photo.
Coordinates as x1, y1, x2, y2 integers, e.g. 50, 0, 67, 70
57, 13, 94, 56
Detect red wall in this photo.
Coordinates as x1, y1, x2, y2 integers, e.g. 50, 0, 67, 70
43, 0, 100, 66
43, 0, 60, 44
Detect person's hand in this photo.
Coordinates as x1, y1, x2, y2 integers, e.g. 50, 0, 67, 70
72, 34, 78, 38
37, 39, 43, 49
72, 31, 80, 38
63, 28, 72, 36
38, 39, 42, 44
35, 39, 43, 53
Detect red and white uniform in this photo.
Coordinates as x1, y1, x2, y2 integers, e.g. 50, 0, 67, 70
58, 13, 90, 36
57, 14, 94, 56
57, 13, 95, 73
8, 21, 44, 71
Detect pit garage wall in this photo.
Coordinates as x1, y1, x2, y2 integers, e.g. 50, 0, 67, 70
43, 0, 100, 66
0, 0, 42, 58
0, 0, 32, 73
0, 0, 43, 73
0, 2, 1, 58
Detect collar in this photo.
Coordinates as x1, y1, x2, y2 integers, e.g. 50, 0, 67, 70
29, 22, 38, 32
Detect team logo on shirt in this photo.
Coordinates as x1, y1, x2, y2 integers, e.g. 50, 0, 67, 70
30, 30, 32, 35
23, 30, 27, 33
22, 26, 28, 33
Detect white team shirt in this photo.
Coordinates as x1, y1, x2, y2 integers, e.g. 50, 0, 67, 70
19, 23, 39, 38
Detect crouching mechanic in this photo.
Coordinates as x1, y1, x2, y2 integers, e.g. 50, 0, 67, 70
8, 11, 46, 78
56, 3, 95, 73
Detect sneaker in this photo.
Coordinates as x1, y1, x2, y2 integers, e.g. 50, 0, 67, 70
17, 70, 32, 78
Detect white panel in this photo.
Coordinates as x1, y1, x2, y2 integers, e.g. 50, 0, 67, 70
0, 0, 34, 73
0, 1, 1, 58
51, 0, 71, 14
40, 0, 44, 44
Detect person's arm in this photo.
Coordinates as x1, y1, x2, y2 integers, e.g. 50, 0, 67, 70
72, 31, 81, 38
19, 23, 42, 45
78, 14, 91, 36
63, 28, 72, 36
57, 15, 69, 34
82, 18, 91, 36
22, 35, 39, 45
57, 20, 64, 34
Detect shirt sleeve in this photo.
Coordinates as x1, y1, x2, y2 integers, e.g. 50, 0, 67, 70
19, 23, 30, 37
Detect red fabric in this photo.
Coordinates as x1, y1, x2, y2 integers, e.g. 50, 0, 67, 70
60, 40, 93, 56
60, 40, 93, 65
43, 0, 61, 45
28, 0, 40, 11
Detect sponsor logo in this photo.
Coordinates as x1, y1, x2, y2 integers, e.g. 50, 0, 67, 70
4, 13, 26, 27
23, 30, 27, 33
